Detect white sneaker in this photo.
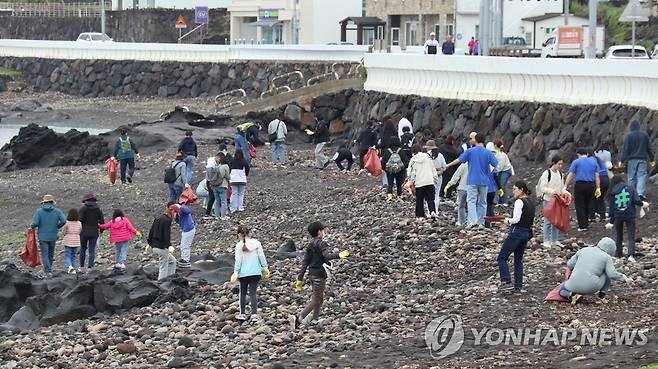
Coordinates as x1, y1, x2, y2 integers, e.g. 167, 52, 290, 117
628, 255, 637, 263
554, 241, 565, 248
118, 263, 126, 270
68, 266, 76, 275
76, 267, 84, 274
358, 169, 366, 175
250, 314, 259, 322
543, 242, 552, 248
236, 313, 247, 321
238, 208, 245, 212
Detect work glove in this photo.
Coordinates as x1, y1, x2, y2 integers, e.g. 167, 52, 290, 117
650, 161, 656, 169
135, 154, 141, 161
339, 250, 350, 259
443, 186, 449, 196
604, 223, 614, 230
230, 273, 238, 283
497, 188, 504, 198
594, 188, 602, 199
262, 267, 271, 279
642, 201, 650, 208
168, 246, 176, 254
135, 231, 143, 238
184, 184, 190, 188
143, 245, 151, 255
294, 280, 304, 292
623, 275, 633, 284
562, 190, 572, 198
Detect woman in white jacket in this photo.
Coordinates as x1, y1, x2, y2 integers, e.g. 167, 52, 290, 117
407, 145, 439, 218
230, 226, 270, 322
535, 156, 567, 247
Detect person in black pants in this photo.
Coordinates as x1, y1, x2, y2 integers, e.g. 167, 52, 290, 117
381, 138, 410, 201
407, 145, 439, 218
565, 149, 601, 231
334, 144, 354, 172
355, 121, 378, 171
439, 136, 462, 198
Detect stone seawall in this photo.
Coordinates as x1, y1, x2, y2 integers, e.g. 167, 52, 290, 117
2, 57, 354, 99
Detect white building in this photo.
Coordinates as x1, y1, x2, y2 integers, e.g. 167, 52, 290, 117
112, 0, 229, 10
455, 0, 565, 49
521, 13, 601, 49
227, 0, 362, 45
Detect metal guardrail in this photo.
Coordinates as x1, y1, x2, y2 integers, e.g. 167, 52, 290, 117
214, 88, 247, 112
0, 2, 111, 17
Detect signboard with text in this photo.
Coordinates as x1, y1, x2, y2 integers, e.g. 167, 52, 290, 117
195, 6, 209, 24
258, 8, 280, 20
557, 26, 582, 50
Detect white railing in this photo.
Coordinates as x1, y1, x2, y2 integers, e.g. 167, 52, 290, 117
0, 2, 111, 17
0, 40, 369, 63
364, 53, 658, 110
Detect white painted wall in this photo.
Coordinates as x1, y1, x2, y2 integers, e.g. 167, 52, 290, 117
522, 15, 591, 49
112, 0, 229, 10
364, 53, 658, 110
300, 0, 361, 44
455, 14, 478, 50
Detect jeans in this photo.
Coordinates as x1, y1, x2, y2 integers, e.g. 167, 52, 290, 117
115, 241, 129, 265
300, 275, 327, 322
497, 226, 529, 289
615, 218, 636, 257
179, 228, 195, 262
415, 185, 436, 218
271, 142, 287, 165
497, 170, 512, 204
183, 155, 195, 184
386, 172, 405, 196
466, 185, 488, 225
238, 275, 261, 315
213, 187, 228, 218
542, 200, 559, 244
314, 142, 329, 168
38, 240, 56, 273
79, 236, 98, 269
574, 181, 595, 229
119, 158, 135, 183
64, 247, 78, 269
457, 189, 468, 225
627, 159, 648, 197
169, 183, 183, 203
230, 183, 246, 212
152, 247, 176, 280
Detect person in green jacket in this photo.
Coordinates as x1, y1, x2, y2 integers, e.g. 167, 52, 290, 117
30, 194, 67, 276
113, 128, 140, 184
559, 237, 632, 304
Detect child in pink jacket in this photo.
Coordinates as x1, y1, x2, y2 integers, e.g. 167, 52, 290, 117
99, 209, 140, 270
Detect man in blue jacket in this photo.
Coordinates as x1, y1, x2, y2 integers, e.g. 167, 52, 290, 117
620, 120, 655, 201
113, 128, 139, 184
30, 194, 66, 276
177, 130, 197, 184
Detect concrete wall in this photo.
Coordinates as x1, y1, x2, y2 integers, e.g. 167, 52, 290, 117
364, 53, 658, 110
300, 0, 362, 45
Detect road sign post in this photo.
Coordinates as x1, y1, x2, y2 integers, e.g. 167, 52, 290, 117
175, 15, 187, 43
619, 0, 650, 58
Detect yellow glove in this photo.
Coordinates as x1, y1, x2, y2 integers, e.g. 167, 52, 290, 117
650, 161, 656, 169
135, 153, 141, 161
168, 246, 176, 253
339, 250, 350, 259
443, 186, 449, 196
230, 273, 238, 283
497, 188, 504, 197
594, 188, 602, 199
623, 275, 633, 284
605, 223, 614, 230
135, 231, 143, 239
262, 267, 271, 279
294, 280, 303, 292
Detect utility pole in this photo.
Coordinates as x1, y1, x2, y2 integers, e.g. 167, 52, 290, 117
100, 0, 106, 34
565, 0, 570, 25
585, 0, 596, 58
479, 0, 490, 55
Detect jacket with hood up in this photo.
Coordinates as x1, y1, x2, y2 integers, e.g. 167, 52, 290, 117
608, 182, 643, 222
564, 237, 626, 294
621, 120, 654, 162
234, 238, 268, 278
407, 152, 438, 188
31, 204, 66, 242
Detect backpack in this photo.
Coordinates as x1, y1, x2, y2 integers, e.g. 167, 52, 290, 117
386, 149, 404, 174
164, 161, 182, 184
401, 133, 414, 148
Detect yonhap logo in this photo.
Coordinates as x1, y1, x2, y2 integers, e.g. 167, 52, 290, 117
425, 315, 465, 359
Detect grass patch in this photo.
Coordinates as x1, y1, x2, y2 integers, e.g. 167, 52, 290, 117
0, 67, 23, 77
639, 365, 658, 369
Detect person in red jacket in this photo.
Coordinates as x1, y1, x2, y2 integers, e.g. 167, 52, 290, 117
99, 209, 141, 270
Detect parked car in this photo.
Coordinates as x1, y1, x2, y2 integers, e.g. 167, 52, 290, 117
76, 32, 113, 42
490, 37, 541, 57
604, 45, 649, 59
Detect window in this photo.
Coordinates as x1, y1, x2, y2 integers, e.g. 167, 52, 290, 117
363, 28, 375, 45
377, 25, 384, 40
434, 24, 441, 41
405, 21, 419, 46
525, 32, 532, 45
446, 24, 454, 37
612, 48, 647, 57
391, 27, 400, 46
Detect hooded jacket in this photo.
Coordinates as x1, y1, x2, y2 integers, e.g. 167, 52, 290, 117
113, 136, 138, 160
297, 238, 339, 280
621, 120, 654, 162
356, 127, 378, 151
99, 216, 137, 243
564, 238, 626, 294
234, 238, 268, 278
608, 182, 643, 223
314, 120, 330, 144
79, 201, 105, 238
30, 204, 66, 242
177, 137, 198, 157
407, 152, 438, 188
147, 214, 172, 249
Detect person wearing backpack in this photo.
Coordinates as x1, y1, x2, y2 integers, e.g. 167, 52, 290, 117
268, 117, 288, 168
400, 126, 415, 159
535, 156, 567, 247
381, 138, 410, 201
113, 128, 140, 185
207, 152, 231, 221
166, 151, 188, 203
605, 175, 645, 262
177, 130, 198, 185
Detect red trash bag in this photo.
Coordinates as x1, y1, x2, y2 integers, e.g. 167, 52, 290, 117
543, 193, 572, 234
105, 158, 118, 184
544, 268, 572, 302
364, 148, 382, 177
248, 143, 257, 159
19, 228, 41, 268
178, 186, 199, 205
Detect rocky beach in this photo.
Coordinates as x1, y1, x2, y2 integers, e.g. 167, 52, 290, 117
0, 91, 657, 368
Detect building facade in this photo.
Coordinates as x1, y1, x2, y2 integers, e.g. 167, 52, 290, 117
227, 0, 361, 45
112, 0, 229, 10
365, 0, 455, 48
